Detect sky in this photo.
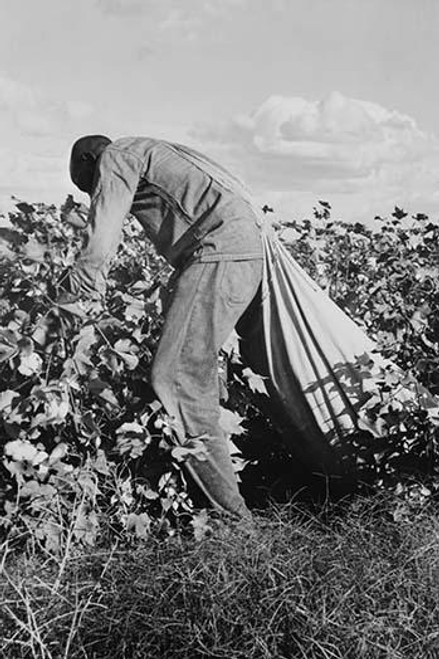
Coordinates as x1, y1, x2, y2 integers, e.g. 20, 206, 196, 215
1, 0, 439, 222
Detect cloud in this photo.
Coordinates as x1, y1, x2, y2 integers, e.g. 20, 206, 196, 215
0, 74, 95, 204
0, 74, 93, 139
136, 44, 155, 61
192, 92, 439, 221
96, 0, 247, 36
97, 0, 246, 14
2, 73, 438, 223
198, 91, 431, 181
95, 0, 146, 16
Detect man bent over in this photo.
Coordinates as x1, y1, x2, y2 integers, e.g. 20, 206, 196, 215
66, 134, 263, 519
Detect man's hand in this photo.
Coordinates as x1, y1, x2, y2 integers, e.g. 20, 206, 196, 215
54, 262, 105, 336
60, 195, 88, 229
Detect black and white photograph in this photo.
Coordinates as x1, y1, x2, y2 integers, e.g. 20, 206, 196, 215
1, 1, 439, 657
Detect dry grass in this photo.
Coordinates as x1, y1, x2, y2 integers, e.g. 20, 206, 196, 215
1, 493, 439, 658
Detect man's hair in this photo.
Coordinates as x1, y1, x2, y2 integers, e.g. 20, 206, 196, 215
70, 135, 112, 163
69, 135, 112, 191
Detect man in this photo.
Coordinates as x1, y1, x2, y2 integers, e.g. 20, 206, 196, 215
66, 135, 263, 519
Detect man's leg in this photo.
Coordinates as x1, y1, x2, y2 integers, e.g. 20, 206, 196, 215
150, 259, 263, 518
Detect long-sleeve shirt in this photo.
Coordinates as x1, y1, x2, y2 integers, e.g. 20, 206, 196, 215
71, 137, 263, 297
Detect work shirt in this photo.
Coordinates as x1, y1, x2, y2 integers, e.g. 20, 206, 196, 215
71, 137, 263, 296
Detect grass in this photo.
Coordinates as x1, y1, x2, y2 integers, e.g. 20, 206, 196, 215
1, 493, 439, 659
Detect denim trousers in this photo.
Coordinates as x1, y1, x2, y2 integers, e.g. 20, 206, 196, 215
151, 258, 263, 519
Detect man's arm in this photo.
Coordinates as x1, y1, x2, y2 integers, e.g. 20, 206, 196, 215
68, 147, 144, 298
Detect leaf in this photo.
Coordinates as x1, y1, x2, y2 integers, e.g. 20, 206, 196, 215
80, 410, 100, 439
280, 227, 302, 243
116, 421, 145, 435
0, 329, 18, 363
4, 439, 37, 462
114, 338, 136, 353
32, 323, 49, 346
49, 443, 68, 464
171, 441, 208, 463
4, 439, 48, 465
0, 241, 16, 261
63, 207, 88, 229
137, 484, 159, 500
242, 367, 268, 395
77, 471, 99, 498
92, 450, 111, 475
88, 377, 108, 395
101, 349, 121, 375
15, 201, 35, 214
0, 343, 17, 363
23, 238, 46, 263
73, 508, 99, 546
0, 226, 23, 247
98, 387, 119, 407
72, 326, 97, 375
161, 497, 173, 512
132, 327, 145, 343
0, 389, 19, 413
118, 352, 139, 370
88, 377, 120, 407
221, 330, 240, 357
124, 299, 145, 322
21, 480, 57, 504
57, 299, 87, 319
18, 352, 42, 376
410, 310, 428, 332
191, 509, 212, 541
219, 407, 246, 437
8, 310, 29, 332
124, 512, 151, 539
116, 422, 150, 458
45, 399, 69, 423
40, 519, 62, 553
17, 337, 34, 356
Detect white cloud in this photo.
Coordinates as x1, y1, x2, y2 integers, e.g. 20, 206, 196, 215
192, 92, 439, 221
98, 0, 246, 14
97, 0, 247, 36
208, 91, 429, 175
96, 0, 145, 16
0, 74, 95, 204
2, 75, 439, 223
0, 74, 93, 139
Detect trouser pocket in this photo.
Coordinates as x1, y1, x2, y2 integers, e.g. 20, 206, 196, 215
218, 259, 263, 307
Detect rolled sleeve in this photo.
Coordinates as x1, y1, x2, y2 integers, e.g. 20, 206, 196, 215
71, 147, 143, 297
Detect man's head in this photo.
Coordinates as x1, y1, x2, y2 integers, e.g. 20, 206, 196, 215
69, 135, 112, 194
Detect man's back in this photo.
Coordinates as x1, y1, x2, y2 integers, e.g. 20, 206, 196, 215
82, 137, 263, 275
